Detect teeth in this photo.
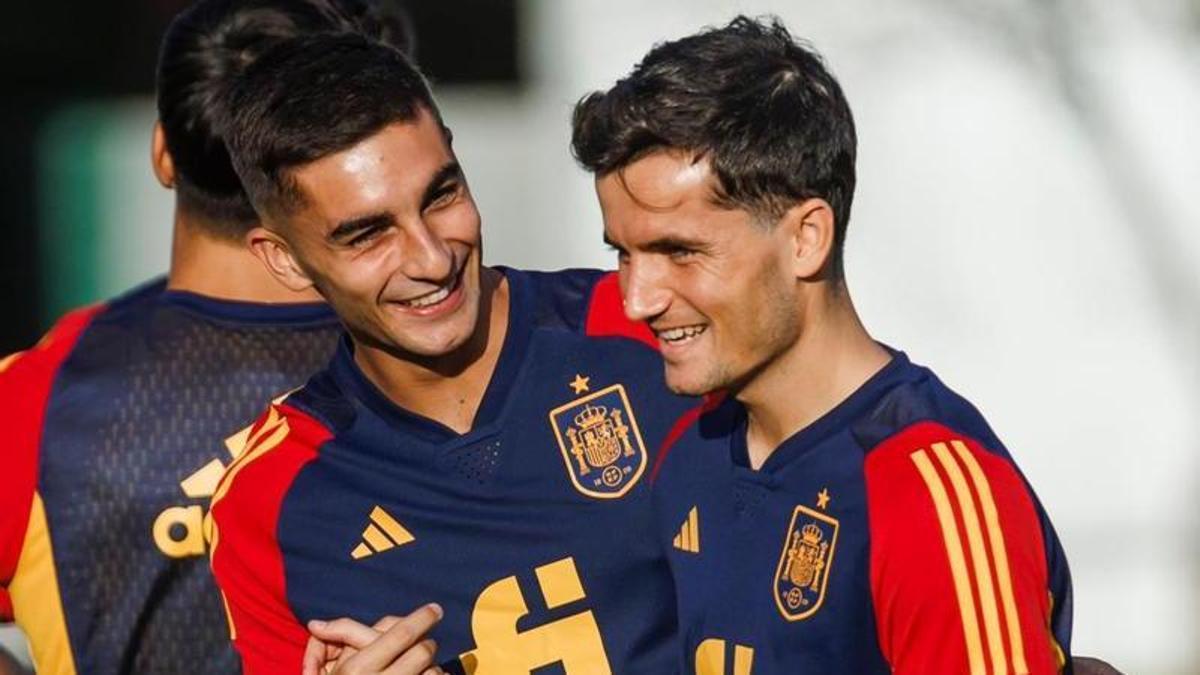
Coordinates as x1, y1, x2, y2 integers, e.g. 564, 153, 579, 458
402, 285, 451, 308
658, 325, 706, 342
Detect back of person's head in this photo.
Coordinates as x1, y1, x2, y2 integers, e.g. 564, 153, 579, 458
156, 0, 415, 240
572, 15, 857, 277
223, 32, 439, 218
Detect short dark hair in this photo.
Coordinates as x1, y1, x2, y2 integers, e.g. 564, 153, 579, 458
155, 0, 415, 240
223, 33, 439, 218
572, 16, 857, 276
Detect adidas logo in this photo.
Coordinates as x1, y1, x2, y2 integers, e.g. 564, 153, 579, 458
351, 506, 415, 559
672, 506, 700, 554
152, 421, 251, 559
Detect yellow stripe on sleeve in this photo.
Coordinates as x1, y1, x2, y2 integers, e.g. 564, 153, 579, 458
932, 443, 1007, 674
952, 440, 1029, 674
209, 409, 291, 508
10, 493, 78, 675
911, 449, 986, 675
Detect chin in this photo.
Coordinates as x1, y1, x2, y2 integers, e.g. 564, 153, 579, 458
664, 369, 719, 397
402, 325, 475, 357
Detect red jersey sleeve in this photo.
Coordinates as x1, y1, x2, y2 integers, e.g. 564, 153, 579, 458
0, 306, 101, 620
584, 272, 658, 349
209, 402, 331, 674
864, 421, 1063, 675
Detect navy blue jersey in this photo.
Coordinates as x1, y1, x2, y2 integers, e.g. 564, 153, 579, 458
653, 351, 1073, 674
210, 268, 697, 674
0, 279, 339, 675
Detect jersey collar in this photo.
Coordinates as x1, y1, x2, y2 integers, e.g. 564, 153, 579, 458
329, 266, 534, 444
729, 346, 918, 474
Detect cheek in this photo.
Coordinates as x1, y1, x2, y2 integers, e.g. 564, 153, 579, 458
312, 257, 385, 307
725, 255, 796, 347
431, 200, 482, 244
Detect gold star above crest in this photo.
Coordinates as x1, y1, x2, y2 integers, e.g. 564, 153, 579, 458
816, 488, 831, 510
570, 374, 591, 394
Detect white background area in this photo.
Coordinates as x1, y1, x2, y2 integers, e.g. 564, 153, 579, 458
5, 1, 1197, 673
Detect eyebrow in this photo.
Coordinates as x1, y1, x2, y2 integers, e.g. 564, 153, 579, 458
328, 213, 395, 242
605, 233, 708, 254
420, 162, 464, 210
325, 162, 465, 242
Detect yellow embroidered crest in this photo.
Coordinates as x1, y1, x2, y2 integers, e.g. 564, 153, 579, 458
549, 379, 647, 499
773, 504, 839, 621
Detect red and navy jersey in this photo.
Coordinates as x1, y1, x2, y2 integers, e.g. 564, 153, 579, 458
209, 267, 697, 674
0, 279, 339, 675
653, 350, 1073, 674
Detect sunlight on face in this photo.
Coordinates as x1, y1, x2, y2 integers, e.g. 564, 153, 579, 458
597, 152, 801, 395
277, 109, 487, 360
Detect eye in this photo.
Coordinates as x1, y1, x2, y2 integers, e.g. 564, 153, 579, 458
667, 246, 696, 261
348, 225, 385, 247
426, 182, 461, 210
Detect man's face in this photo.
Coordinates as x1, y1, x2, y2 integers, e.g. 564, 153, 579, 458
598, 151, 801, 396
274, 110, 485, 359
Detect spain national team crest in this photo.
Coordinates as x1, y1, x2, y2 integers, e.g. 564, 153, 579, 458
549, 375, 647, 499
773, 503, 839, 621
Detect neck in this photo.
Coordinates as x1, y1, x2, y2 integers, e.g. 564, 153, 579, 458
166, 210, 323, 303
354, 267, 510, 434
738, 282, 891, 470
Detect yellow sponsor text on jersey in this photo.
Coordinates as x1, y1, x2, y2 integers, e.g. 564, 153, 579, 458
696, 638, 754, 675
460, 557, 612, 674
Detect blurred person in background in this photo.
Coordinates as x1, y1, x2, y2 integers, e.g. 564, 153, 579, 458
0, 1, 411, 673
573, 16, 1074, 674
208, 32, 696, 675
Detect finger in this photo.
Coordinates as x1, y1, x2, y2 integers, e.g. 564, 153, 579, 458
302, 635, 330, 675
373, 615, 402, 632
381, 639, 437, 675
355, 604, 443, 671
308, 617, 381, 650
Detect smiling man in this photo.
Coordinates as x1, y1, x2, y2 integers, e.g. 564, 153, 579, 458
208, 34, 694, 674
573, 16, 1074, 674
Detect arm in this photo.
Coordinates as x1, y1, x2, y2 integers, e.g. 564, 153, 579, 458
865, 421, 1067, 674
0, 307, 101, 622
209, 404, 329, 674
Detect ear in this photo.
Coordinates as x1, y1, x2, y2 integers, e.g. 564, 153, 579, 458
151, 122, 176, 189
781, 198, 837, 280
245, 226, 316, 292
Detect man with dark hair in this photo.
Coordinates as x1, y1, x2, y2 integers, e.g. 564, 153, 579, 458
208, 32, 695, 675
0, 2, 410, 673
573, 16, 1075, 674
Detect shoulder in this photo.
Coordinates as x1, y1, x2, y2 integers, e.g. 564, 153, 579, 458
0, 303, 106, 617
518, 268, 657, 349
211, 400, 335, 523
651, 394, 731, 484
861, 419, 1032, 523
852, 363, 1009, 463
0, 304, 107, 382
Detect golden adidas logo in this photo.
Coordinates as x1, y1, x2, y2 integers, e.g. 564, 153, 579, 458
673, 506, 700, 554
351, 506, 415, 559
152, 423, 250, 559
153, 394, 293, 560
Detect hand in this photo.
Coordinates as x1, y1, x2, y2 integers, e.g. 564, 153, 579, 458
301, 603, 445, 675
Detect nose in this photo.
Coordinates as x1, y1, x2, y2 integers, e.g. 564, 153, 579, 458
621, 256, 671, 322
399, 219, 455, 282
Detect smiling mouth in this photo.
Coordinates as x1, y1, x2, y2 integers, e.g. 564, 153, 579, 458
654, 324, 707, 345
395, 266, 464, 310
